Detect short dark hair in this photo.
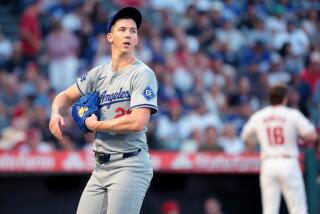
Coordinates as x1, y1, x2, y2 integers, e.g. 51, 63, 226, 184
268, 84, 288, 105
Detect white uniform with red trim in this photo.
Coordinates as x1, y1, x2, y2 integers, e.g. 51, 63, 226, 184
241, 105, 315, 214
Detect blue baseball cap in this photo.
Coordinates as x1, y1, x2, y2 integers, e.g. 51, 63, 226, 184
107, 7, 142, 33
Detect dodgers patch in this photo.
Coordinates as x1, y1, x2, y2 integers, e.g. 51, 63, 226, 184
78, 106, 88, 117
143, 86, 155, 100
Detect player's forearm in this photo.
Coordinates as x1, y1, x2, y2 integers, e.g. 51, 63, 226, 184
303, 131, 318, 143
241, 131, 249, 143
51, 92, 75, 115
95, 114, 146, 133
241, 129, 256, 144
93, 108, 150, 133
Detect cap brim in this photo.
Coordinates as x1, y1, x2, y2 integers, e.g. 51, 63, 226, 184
107, 7, 142, 33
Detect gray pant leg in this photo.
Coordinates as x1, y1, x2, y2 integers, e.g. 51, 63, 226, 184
77, 173, 107, 214
107, 166, 153, 214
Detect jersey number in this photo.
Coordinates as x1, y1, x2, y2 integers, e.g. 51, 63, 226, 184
267, 127, 284, 145
114, 107, 131, 118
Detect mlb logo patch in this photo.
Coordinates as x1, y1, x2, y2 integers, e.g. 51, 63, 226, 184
79, 72, 88, 82
143, 86, 155, 100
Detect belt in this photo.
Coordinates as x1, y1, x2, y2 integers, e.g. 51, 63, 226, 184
95, 149, 141, 164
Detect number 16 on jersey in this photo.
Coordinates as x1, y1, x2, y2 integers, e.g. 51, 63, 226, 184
267, 126, 285, 145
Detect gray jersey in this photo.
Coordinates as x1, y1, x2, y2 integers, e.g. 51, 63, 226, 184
76, 59, 158, 154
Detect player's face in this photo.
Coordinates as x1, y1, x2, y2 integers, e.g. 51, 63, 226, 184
107, 19, 139, 54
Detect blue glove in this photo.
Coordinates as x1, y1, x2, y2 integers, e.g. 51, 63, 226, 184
71, 92, 100, 133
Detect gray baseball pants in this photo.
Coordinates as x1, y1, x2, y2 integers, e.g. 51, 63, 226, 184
76, 150, 153, 214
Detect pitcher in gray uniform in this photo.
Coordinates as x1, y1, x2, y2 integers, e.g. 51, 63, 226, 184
49, 7, 158, 214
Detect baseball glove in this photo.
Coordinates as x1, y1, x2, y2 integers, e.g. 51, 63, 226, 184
71, 92, 100, 133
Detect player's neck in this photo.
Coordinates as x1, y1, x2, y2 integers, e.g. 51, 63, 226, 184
111, 52, 136, 72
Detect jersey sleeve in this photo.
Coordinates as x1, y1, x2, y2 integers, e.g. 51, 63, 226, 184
75, 66, 100, 95
130, 70, 158, 114
294, 110, 316, 137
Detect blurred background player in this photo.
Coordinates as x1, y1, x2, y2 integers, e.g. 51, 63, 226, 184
241, 84, 318, 214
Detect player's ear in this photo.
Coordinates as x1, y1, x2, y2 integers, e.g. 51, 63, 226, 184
107, 33, 113, 44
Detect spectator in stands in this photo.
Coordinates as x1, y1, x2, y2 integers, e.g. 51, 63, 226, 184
33, 75, 52, 109
290, 73, 312, 117
219, 123, 244, 155
92, 33, 111, 67
113, 0, 147, 8
61, 2, 83, 33
158, 71, 180, 104
266, 52, 291, 86
209, 56, 232, 90
302, 9, 318, 42
203, 197, 223, 214
3, 41, 26, 74
57, 134, 76, 151
156, 99, 184, 150
150, 35, 166, 64
215, 18, 245, 53
238, 3, 260, 30
186, 10, 215, 51
265, 5, 287, 50
198, 126, 223, 152
208, 1, 224, 29
300, 51, 320, 93
90, 1, 108, 35
135, 37, 153, 63
59, 114, 86, 149
282, 20, 310, 57
0, 73, 21, 112
78, 18, 96, 66
286, 87, 300, 110
19, 0, 42, 62
145, 118, 160, 150
172, 53, 194, 93
240, 40, 271, 73
161, 200, 181, 214
181, 95, 223, 139
19, 62, 40, 97
203, 83, 226, 116
45, 20, 79, 92
0, 113, 28, 151
279, 42, 304, 75
17, 128, 54, 153
0, 101, 9, 133
30, 104, 55, 143
226, 76, 259, 114
47, 0, 74, 20
180, 128, 203, 153
0, 30, 12, 66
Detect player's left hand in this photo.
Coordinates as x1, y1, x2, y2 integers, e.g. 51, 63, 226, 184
85, 114, 100, 131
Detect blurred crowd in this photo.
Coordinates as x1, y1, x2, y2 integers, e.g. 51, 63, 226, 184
161, 197, 223, 214
0, 0, 320, 153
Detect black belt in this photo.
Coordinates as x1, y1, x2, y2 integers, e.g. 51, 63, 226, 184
95, 149, 141, 164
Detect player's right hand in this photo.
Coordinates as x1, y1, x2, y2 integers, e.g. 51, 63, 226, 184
49, 113, 65, 141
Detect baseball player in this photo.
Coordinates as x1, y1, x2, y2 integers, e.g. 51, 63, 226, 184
49, 7, 158, 214
241, 84, 317, 214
